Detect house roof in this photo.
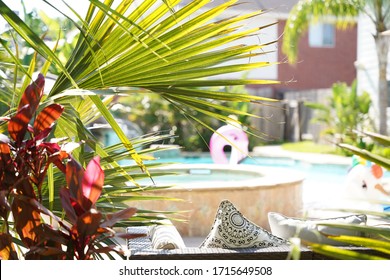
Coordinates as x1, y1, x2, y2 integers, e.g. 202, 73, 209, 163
178, 0, 299, 14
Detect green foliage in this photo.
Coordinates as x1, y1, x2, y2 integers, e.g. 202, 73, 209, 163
305, 80, 374, 154
0, 76, 140, 259
0, 5, 76, 75
0, 0, 278, 183
113, 84, 256, 151
0, 0, 279, 259
339, 131, 390, 170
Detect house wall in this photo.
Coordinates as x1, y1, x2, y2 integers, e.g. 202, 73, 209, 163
249, 18, 359, 142
205, 9, 279, 81
356, 14, 390, 130
275, 19, 358, 91
175, 1, 281, 81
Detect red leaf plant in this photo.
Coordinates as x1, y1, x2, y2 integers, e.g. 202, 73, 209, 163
0, 74, 141, 260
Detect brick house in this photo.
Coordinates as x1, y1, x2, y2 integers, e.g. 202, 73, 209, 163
275, 19, 357, 93
179, 0, 358, 94
246, 0, 357, 99
245, 0, 358, 141
178, 0, 358, 141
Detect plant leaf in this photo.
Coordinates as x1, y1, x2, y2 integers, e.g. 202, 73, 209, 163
338, 143, 390, 170
326, 235, 390, 255
82, 156, 104, 208
11, 185, 42, 248
310, 243, 387, 260
59, 188, 77, 224
65, 159, 84, 200
360, 131, 390, 146
8, 105, 32, 143
0, 3, 78, 88
75, 209, 102, 238
18, 73, 45, 113
0, 233, 18, 260
101, 207, 137, 228
33, 103, 64, 134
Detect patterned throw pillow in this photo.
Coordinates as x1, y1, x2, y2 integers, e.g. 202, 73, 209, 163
200, 200, 288, 249
268, 212, 367, 246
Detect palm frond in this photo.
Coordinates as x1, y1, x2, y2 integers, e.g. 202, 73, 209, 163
1, 0, 279, 227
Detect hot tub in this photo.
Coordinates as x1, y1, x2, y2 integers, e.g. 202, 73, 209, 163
130, 164, 305, 237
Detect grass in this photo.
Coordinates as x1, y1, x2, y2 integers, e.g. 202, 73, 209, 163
281, 141, 340, 155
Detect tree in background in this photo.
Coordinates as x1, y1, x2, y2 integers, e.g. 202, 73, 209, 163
282, 0, 390, 135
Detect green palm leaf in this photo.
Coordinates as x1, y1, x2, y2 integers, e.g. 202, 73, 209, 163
1, 0, 278, 223
310, 243, 387, 260
338, 143, 390, 169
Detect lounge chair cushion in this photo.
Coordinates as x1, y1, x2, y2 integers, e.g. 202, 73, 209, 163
127, 219, 186, 250
149, 219, 186, 249
200, 200, 288, 249
268, 212, 367, 246
127, 226, 153, 250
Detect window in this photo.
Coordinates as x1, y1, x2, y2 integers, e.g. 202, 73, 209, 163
309, 22, 335, 47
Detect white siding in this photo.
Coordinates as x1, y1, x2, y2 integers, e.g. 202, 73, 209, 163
225, 13, 279, 80
357, 13, 390, 128
174, 2, 280, 80
203, 8, 279, 80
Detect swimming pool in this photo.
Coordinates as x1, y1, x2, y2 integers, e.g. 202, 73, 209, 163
152, 154, 389, 208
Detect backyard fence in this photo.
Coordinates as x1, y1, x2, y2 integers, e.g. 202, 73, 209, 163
251, 88, 332, 143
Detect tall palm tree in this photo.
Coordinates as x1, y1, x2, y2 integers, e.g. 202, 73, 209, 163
282, 0, 390, 135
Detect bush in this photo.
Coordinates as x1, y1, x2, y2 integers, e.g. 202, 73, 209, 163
305, 80, 374, 155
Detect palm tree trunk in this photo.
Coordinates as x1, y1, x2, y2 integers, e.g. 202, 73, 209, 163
375, 34, 389, 135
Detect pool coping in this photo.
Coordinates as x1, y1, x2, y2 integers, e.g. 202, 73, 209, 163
145, 163, 306, 191
251, 145, 351, 166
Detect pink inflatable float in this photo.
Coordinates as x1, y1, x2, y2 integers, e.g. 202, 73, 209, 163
209, 124, 249, 164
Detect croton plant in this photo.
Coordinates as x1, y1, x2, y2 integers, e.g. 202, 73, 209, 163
0, 74, 141, 259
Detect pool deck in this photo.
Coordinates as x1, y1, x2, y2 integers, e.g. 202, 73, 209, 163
251, 145, 351, 166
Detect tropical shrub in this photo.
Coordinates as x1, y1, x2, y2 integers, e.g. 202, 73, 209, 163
0, 75, 143, 259
305, 80, 374, 154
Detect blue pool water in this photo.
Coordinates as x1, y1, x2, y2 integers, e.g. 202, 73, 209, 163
153, 155, 389, 208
